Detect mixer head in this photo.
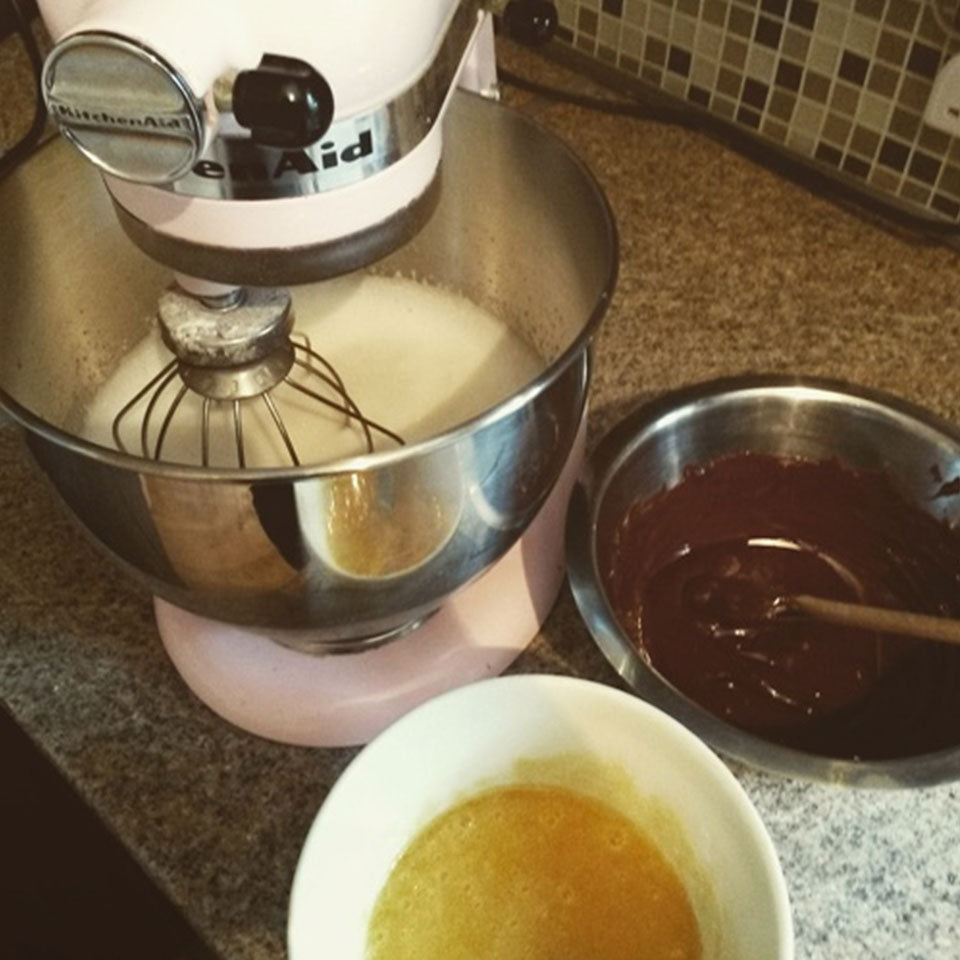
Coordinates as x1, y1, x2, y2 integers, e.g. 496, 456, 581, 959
35, 0, 498, 466
36, 0, 497, 286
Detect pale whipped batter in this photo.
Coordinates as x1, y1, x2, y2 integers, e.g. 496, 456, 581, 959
83, 274, 544, 467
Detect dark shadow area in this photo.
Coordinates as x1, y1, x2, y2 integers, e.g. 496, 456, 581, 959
0, 1, 37, 40
0, 703, 221, 960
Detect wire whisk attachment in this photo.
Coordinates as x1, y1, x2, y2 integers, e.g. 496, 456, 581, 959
110, 285, 403, 467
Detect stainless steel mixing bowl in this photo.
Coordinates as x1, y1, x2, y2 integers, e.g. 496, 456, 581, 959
567, 375, 960, 787
0, 91, 617, 649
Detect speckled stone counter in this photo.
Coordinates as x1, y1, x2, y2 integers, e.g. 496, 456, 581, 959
3, 32, 960, 960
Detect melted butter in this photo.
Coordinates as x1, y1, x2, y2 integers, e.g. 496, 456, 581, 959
366, 776, 704, 960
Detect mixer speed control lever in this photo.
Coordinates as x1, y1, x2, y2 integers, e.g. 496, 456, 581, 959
232, 54, 335, 148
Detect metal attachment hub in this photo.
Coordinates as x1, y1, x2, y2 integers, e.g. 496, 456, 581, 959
158, 284, 291, 363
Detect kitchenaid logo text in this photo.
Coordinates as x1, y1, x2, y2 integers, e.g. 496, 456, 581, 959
50, 102, 193, 131
192, 130, 374, 182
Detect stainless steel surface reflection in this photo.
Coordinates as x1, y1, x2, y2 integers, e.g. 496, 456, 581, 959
0, 91, 618, 648
567, 375, 960, 787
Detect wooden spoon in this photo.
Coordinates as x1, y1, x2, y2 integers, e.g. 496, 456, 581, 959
773, 594, 960, 647
684, 574, 960, 647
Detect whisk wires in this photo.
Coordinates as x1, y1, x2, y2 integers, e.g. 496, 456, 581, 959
109, 284, 404, 468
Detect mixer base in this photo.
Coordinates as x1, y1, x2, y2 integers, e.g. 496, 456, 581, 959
156, 422, 584, 747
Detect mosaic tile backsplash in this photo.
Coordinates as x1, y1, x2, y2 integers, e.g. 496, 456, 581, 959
552, 0, 960, 225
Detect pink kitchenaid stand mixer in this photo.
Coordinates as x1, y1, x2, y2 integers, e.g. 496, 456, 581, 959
0, 0, 617, 746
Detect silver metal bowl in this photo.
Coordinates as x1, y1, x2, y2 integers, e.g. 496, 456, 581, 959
0, 91, 617, 649
567, 375, 960, 787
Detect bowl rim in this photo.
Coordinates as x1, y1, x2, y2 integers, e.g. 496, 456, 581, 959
566, 372, 960, 788
286, 672, 794, 960
0, 93, 619, 483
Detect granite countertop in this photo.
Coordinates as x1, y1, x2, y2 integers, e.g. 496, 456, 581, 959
3, 31, 960, 960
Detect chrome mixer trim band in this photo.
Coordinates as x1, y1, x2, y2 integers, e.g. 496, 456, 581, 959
173, 0, 484, 201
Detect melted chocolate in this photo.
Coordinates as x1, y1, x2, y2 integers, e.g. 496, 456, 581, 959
602, 453, 960, 761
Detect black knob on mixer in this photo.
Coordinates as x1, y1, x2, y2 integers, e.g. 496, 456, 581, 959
502, 1, 559, 46
232, 54, 335, 148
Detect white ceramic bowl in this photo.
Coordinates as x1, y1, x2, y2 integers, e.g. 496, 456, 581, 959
287, 674, 793, 960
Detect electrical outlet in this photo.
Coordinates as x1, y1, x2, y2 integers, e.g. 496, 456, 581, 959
924, 51, 960, 137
